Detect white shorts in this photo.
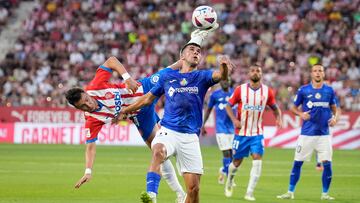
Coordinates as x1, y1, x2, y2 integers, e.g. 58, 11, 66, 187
294, 135, 333, 162
151, 126, 203, 175
216, 133, 234, 151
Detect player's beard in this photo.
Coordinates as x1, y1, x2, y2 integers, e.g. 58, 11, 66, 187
250, 75, 260, 83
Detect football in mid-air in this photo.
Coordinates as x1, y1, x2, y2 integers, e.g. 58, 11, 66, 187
192, 5, 217, 30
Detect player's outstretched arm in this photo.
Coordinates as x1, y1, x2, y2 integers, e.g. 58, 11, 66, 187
226, 104, 241, 128
112, 92, 158, 124
212, 55, 232, 82
102, 56, 139, 93
75, 142, 96, 188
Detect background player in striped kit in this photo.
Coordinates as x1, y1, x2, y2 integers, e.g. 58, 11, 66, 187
65, 56, 186, 202
224, 64, 283, 201
277, 64, 340, 200
202, 78, 235, 184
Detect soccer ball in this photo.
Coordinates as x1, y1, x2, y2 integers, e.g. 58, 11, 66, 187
192, 5, 217, 30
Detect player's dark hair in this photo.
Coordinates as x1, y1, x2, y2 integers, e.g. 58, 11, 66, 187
65, 87, 85, 106
180, 43, 201, 55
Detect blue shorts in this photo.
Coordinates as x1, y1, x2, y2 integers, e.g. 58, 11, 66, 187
133, 106, 160, 142
232, 135, 264, 159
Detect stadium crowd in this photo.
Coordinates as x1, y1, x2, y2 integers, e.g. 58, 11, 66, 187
0, 0, 359, 111
0, 0, 19, 32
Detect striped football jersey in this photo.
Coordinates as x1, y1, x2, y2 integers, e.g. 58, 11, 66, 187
228, 83, 276, 136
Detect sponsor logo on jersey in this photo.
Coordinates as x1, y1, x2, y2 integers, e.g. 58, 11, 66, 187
243, 104, 264, 111
168, 87, 175, 97
306, 101, 329, 109
169, 79, 177, 83
180, 78, 188, 86
168, 86, 199, 97
114, 91, 122, 117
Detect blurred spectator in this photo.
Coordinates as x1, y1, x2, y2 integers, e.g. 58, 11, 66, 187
0, 0, 358, 111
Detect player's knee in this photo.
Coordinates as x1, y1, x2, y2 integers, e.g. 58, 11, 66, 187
152, 144, 166, 161
233, 159, 242, 167
222, 150, 231, 158
187, 183, 200, 197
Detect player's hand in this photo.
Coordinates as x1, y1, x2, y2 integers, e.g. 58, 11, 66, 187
233, 119, 241, 129
201, 126, 207, 136
300, 111, 311, 121
74, 174, 92, 189
328, 116, 337, 127
124, 77, 140, 94
111, 111, 128, 124
190, 23, 219, 39
218, 55, 235, 73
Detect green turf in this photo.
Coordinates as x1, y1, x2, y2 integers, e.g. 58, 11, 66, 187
0, 144, 359, 203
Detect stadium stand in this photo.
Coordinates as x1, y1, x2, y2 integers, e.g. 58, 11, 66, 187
0, 0, 359, 111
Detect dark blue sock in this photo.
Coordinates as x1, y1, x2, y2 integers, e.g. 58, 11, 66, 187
222, 157, 232, 175
146, 172, 161, 194
322, 161, 332, 193
288, 161, 303, 192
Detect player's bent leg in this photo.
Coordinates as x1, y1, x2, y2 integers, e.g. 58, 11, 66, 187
183, 173, 201, 203
147, 125, 186, 202
142, 143, 167, 203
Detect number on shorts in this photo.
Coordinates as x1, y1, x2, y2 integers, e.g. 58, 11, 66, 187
233, 140, 240, 150
296, 145, 302, 153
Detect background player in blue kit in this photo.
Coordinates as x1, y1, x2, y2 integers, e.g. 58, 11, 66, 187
277, 64, 341, 200
202, 79, 235, 184
118, 33, 232, 203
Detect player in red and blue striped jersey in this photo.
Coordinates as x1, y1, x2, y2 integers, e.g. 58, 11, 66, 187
65, 56, 186, 202
224, 64, 283, 201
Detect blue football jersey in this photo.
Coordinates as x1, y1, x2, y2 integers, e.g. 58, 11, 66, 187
208, 88, 235, 134
138, 67, 173, 112
151, 69, 216, 134
293, 83, 337, 136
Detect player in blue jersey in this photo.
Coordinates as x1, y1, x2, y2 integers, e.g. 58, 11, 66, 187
202, 78, 235, 184
277, 64, 341, 200
67, 56, 186, 202
118, 38, 231, 203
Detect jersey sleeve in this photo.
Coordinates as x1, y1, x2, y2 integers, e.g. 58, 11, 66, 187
208, 93, 216, 108
84, 117, 104, 143
228, 86, 241, 106
88, 65, 113, 86
150, 73, 165, 97
266, 88, 276, 107
203, 70, 217, 86
293, 87, 304, 107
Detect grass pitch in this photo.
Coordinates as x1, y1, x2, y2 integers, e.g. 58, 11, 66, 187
0, 144, 359, 203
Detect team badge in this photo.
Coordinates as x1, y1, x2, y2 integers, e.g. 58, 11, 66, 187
151, 74, 160, 84
105, 92, 112, 99
180, 78, 188, 86
315, 93, 321, 99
